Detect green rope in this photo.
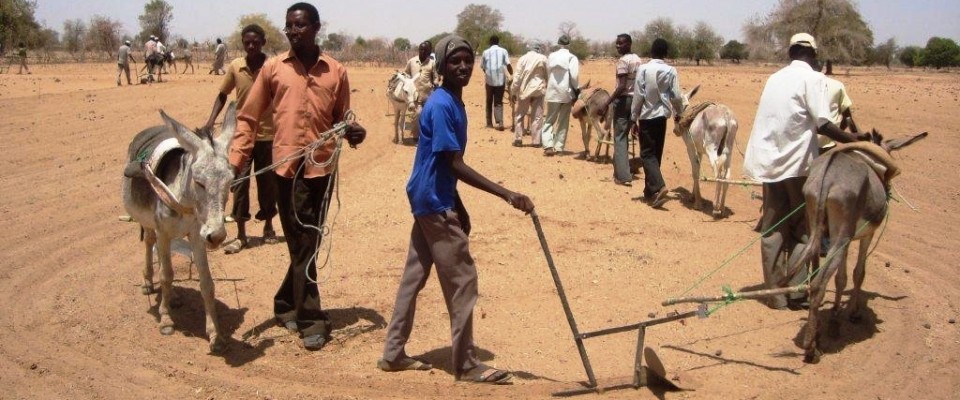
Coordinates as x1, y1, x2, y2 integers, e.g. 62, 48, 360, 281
678, 200, 807, 297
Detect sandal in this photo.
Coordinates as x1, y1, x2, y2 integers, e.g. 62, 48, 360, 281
457, 364, 513, 385
263, 229, 279, 245
377, 357, 432, 372
223, 238, 246, 254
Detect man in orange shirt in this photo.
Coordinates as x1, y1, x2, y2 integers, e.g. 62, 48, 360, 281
229, 2, 366, 351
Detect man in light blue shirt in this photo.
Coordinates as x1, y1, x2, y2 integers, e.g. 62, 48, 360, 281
481, 35, 513, 130
631, 38, 685, 207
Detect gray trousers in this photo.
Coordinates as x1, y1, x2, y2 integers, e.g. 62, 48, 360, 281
514, 95, 544, 144
760, 177, 810, 308
611, 96, 634, 182
541, 101, 572, 152
382, 208, 480, 375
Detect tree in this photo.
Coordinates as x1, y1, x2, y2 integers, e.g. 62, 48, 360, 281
393, 37, 411, 51
898, 46, 922, 67
138, 0, 173, 43
454, 3, 503, 51
720, 40, 747, 63
742, 0, 874, 64
871, 37, 896, 69
635, 17, 680, 58
62, 19, 87, 58
922, 37, 960, 69
1, 0, 41, 51
86, 15, 123, 58
228, 13, 286, 55
323, 32, 346, 51
690, 21, 723, 65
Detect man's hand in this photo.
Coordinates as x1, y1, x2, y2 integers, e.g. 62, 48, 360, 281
344, 122, 366, 148
504, 191, 535, 214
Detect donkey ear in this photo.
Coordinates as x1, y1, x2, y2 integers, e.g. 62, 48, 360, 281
884, 131, 928, 152
160, 109, 204, 153
687, 84, 701, 100
216, 102, 238, 150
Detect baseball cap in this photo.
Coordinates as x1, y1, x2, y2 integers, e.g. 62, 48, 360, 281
125, 40, 131, 45
789, 33, 817, 50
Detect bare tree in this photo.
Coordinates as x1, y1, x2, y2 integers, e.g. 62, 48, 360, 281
742, 0, 874, 64
455, 3, 503, 51
138, 0, 173, 43
86, 15, 123, 59
62, 18, 87, 61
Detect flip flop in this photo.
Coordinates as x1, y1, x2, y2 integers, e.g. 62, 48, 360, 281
377, 357, 432, 372
223, 238, 246, 254
458, 365, 513, 385
263, 229, 279, 245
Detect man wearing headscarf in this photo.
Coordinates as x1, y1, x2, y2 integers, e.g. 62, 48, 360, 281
379, 34, 534, 385
509, 43, 548, 147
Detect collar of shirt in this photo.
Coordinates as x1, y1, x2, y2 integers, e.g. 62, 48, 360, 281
788, 59, 814, 71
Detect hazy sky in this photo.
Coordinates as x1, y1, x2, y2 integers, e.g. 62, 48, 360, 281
36, 0, 960, 47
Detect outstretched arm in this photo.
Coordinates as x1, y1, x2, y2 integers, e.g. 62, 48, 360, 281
203, 91, 229, 132
445, 151, 534, 213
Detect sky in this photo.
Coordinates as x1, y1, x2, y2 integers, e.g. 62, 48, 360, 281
35, 0, 960, 48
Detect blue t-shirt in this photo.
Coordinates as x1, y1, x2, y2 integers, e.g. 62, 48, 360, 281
406, 87, 468, 216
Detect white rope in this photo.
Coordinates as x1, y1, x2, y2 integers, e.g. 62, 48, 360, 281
890, 183, 919, 212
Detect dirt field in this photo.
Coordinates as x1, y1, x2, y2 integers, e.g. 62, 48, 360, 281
1, 60, 958, 399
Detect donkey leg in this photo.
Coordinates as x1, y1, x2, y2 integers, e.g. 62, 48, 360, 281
804, 257, 840, 364
848, 232, 874, 323
828, 243, 851, 338
154, 234, 176, 335
682, 136, 702, 208
190, 233, 224, 353
142, 229, 157, 295
714, 159, 730, 217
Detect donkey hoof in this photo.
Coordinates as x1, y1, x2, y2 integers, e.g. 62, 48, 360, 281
209, 337, 226, 354
141, 285, 155, 295
160, 325, 175, 336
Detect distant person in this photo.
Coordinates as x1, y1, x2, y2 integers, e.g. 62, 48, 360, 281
602, 33, 642, 184
17, 43, 30, 74
742, 33, 869, 310
631, 38, 685, 207
817, 76, 859, 151
203, 24, 278, 255
541, 35, 579, 156
509, 43, 548, 147
210, 38, 227, 75
144, 35, 164, 82
378, 34, 534, 384
480, 35, 512, 130
117, 40, 136, 86
228, 2, 366, 351
156, 39, 168, 73
404, 41, 435, 84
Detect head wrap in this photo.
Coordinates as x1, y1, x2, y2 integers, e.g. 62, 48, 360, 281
558, 35, 571, 46
434, 35, 472, 75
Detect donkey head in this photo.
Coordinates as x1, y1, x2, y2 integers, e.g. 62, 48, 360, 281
875, 130, 928, 153
160, 103, 237, 248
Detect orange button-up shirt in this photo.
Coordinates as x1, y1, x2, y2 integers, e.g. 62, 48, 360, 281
229, 49, 350, 178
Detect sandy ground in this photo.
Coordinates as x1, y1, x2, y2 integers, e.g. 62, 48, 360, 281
1, 60, 958, 400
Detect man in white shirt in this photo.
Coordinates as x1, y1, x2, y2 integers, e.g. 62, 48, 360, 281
818, 76, 858, 150
509, 43, 548, 147
481, 35, 512, 130
601, 33, 643, 183
742, 33, 868, 310
631, 38, 685, 206
541, 35, 579, 156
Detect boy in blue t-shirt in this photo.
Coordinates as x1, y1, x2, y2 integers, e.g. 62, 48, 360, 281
379, 35, 535, 385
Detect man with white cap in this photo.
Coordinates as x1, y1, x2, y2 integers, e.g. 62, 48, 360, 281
117, 40, 136, 86
742, 32, 869, 310
509, 42, 548, 147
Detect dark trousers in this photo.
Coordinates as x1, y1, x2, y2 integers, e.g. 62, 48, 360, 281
231, 140, 278, 222
760, 177, 810, 308
485, 84, 505, 126
612, 96, 634, 183
638, 116, 668, 198
382, 206, 480, 376
274, 172, 334, 337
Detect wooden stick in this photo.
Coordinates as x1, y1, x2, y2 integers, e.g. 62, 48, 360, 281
662, 284, 809, 306
700, 176, 762, 186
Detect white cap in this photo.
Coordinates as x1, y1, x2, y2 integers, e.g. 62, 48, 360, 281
789, 33, 817, 50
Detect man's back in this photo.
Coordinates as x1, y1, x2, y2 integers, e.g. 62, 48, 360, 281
546, 49, 578, 103
481, 45, 509, 86
515, 51, 547, 99
633, 59, 683, 120
118, 45, 131, 64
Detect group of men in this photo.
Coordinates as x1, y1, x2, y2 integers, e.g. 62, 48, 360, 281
131, 0, 864, 386
492, 31, 866, 309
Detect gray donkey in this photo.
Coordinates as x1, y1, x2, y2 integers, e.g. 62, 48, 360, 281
780, 130, 927, 364
121, 103, 237, 353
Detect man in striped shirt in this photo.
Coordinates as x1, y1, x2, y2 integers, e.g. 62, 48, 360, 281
481, 35, 513, 130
